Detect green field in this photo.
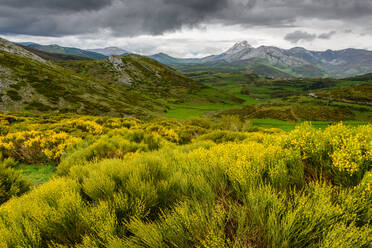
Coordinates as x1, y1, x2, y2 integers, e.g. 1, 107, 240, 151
16, 164, 55, 186
164, 70, 371, 130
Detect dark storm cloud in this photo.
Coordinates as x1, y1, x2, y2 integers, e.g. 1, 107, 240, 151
318, 31, 337, 40
0, 0, 114, 11
0, 0, 372, 36
284, 31, 316, 44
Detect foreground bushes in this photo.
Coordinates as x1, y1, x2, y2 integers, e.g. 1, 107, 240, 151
0, 113, 370, 247
57, 128, 164, 176
0, 122, 371, 247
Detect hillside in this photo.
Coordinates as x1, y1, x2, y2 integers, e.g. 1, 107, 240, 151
0, 38, 163, 117
25, 43, 107, 60
315, 84, 372, 105
58, 54, 243, 105
20, 45, 90, 61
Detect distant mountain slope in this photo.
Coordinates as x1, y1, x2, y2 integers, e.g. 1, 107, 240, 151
287, 48, 372, 78
25, 43, 107, 60
150, 53, 201, 65
343, 73, 372, 82
58, 55, 243, 104
0, 37, 163, 117
150, 41, 372, 78
87, 47, 131, 56
20, 45, 91, 61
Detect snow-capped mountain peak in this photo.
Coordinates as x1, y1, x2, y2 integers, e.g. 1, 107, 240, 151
225, 41, 253, 54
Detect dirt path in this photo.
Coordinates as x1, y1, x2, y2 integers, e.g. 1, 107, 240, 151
290, 107, 300, 121
308, 93, 372, 106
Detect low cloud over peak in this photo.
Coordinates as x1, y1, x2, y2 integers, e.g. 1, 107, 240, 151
284, 31, 317, 44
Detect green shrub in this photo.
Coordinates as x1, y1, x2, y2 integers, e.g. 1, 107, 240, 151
219, 115, 243, 131
0, 158, 30, 204
185, 117, 211, 129
57, 128, 163, 175
198, 130, 248, 143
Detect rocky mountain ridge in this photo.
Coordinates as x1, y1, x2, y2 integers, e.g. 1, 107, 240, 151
150, 41, 372, 78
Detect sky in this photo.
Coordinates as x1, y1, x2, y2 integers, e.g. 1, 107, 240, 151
1, 0, 372, 58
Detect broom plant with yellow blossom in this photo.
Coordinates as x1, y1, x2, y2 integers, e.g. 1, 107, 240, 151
0, 113, 370, 247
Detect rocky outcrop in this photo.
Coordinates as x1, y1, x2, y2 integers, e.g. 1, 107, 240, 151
0, 37, 45, 63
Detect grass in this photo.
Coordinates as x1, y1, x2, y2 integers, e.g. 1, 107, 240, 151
164, 70, 372, 127
16, 164, 55, 186
165, 102, 249, 119
251, 119, 370, 131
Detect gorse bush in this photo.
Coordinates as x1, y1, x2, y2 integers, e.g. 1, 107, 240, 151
51, 119, 104, 136
57, 128, 164, 176
0, 130, 81, 163
280, 122, 372, 187
198, 130, 248, 144
0, 113, 370, 247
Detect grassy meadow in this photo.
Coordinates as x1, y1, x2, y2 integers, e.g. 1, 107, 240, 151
164, 71, 371, 131
0, 113, 371, 247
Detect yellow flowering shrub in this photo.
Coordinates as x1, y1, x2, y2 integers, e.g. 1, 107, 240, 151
99, 117, 142, 129
198, 130, 248, 144
146, 124, 180, 143
52, 119, 103, 135
0, 120, 9, 135
281, 122, 325, 161
279, 122, 372, 186
0, 121, 370, 247
0, 130, 81, 163
190, 141, 303, 191
0, 113, 370, 247
68, 119, 103, 135
57, 128, 164, 175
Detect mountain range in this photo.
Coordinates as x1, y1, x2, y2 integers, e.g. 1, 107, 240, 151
17, 40, 372, 78
87, 47, 131, 56
24, 43, 107, 60
149, 41, 372, 78
19, 43, 131, 59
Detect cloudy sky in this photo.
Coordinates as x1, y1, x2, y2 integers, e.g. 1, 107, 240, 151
1, 0, 372, 58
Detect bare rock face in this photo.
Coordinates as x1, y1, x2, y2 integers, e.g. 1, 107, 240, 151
107, 55, 132, 86
225, 41, 253, 55
108, 55, 126, 71
0, 37, 45, 63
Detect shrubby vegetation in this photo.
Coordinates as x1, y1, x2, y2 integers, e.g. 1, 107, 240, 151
0, 113, 370, 247
0, 158, 30, 204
